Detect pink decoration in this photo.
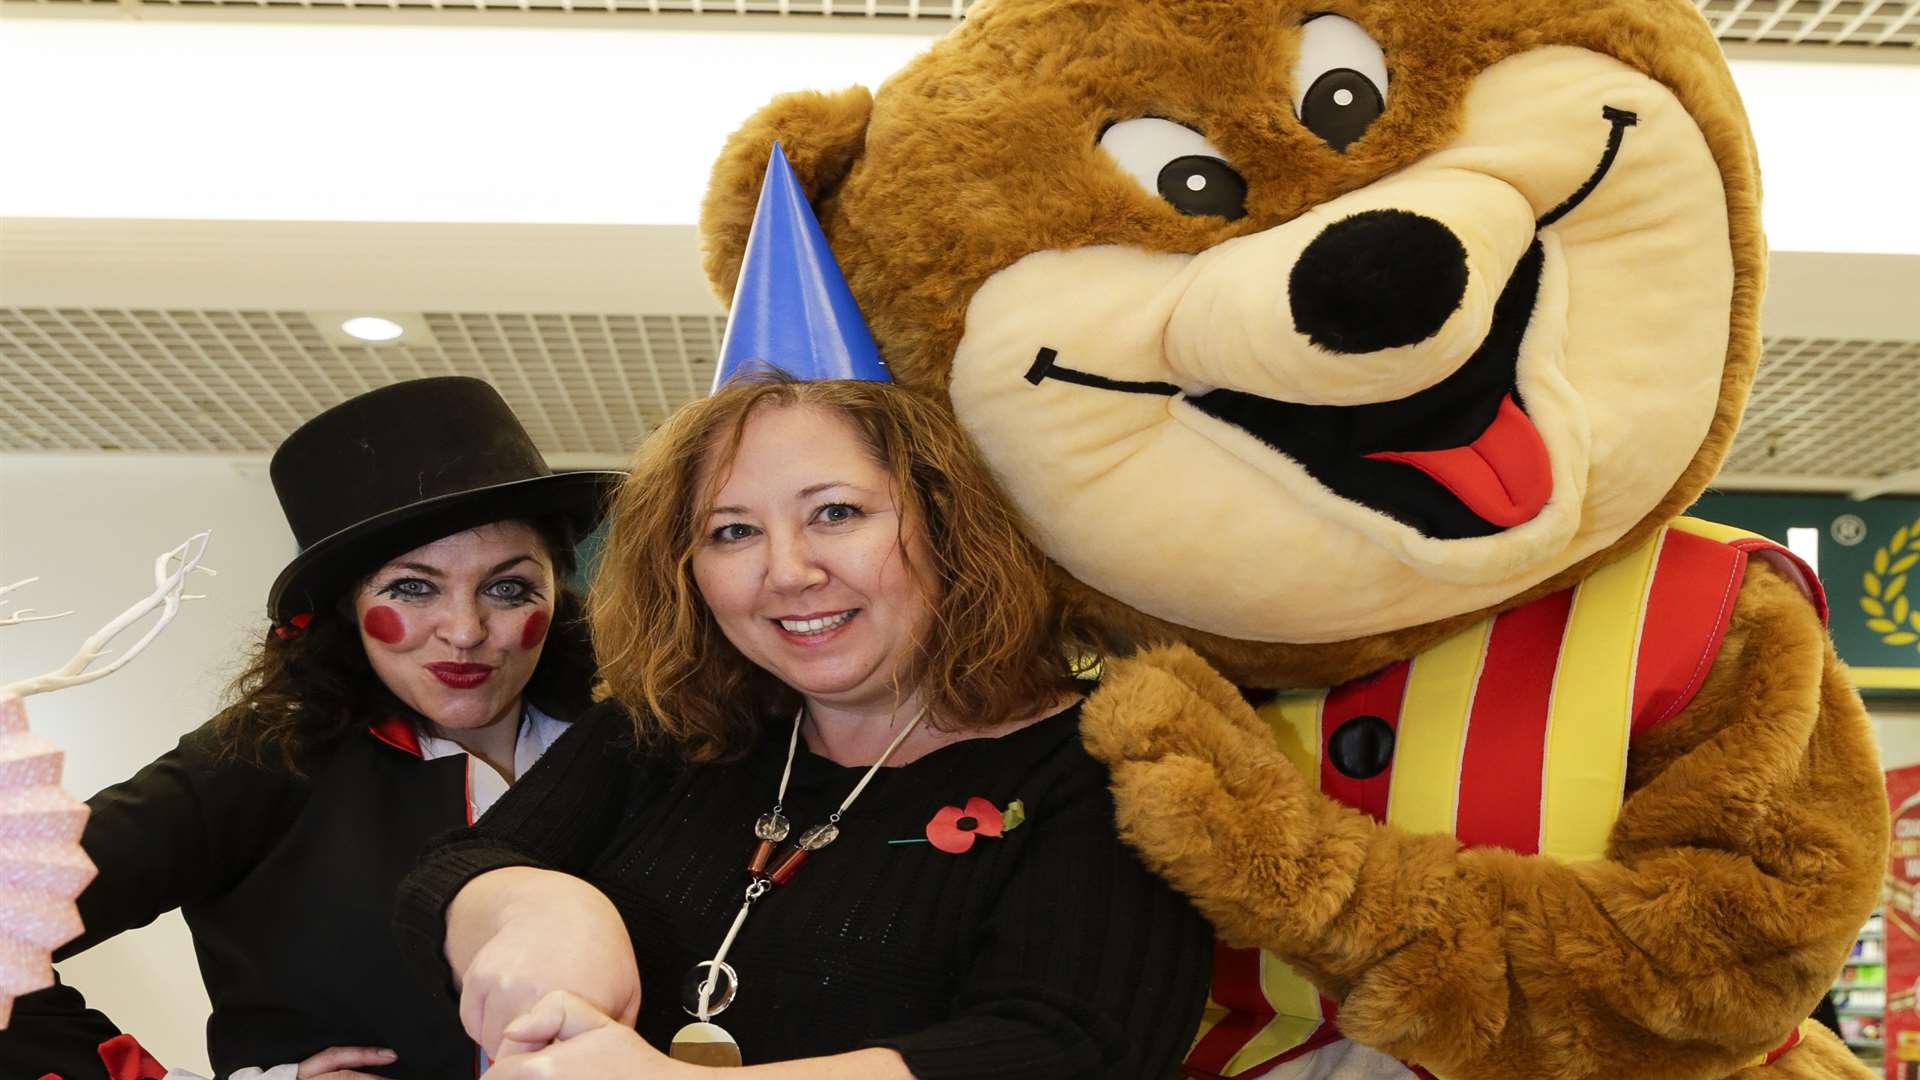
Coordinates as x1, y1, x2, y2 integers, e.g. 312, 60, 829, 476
0, 691, 95, 1028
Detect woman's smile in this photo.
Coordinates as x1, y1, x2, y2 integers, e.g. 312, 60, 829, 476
773, 609, 860, 642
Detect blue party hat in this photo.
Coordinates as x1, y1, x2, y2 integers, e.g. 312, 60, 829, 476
711, 143, 890, 390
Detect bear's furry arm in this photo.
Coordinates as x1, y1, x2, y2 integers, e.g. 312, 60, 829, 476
1083, 559, 1886, 1080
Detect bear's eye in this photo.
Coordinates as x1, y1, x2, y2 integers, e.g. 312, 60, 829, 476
1098, 118, 1248, 221
1292, 14, 1388, 152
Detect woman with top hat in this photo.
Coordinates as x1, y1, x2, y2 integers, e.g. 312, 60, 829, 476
0, 377, 620, 1080
390, 150, 1212, 1078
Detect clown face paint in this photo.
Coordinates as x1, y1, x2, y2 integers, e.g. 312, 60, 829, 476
352, 521, 557, 747
362, 605, 406, 645
520, 609, 551, 651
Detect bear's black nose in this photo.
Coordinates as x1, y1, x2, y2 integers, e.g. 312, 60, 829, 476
1289, 209, 1470, 355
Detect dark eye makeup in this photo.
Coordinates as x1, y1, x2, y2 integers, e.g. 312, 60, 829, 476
370, 575, 545, 605
373, 577, 434, 600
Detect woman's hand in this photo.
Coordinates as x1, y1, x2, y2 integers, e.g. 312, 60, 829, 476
446, 867, 643, 1056
295, 1046, 399, 1079
485, 991, 682, 1078
488, 993, 919, 1079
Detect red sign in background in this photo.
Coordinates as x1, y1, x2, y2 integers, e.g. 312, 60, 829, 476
1880, 765, 1920, 1077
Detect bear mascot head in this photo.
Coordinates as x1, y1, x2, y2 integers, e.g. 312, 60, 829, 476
702, 2, 1888, 1077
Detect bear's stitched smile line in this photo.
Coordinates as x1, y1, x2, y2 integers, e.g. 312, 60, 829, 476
1021, 105, 1638, 539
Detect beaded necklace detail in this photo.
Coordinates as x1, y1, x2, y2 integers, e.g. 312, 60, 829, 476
669, 705, 927, 1066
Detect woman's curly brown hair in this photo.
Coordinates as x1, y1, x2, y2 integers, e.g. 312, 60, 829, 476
214, 518, 597, 772
591, 375, 1092, 763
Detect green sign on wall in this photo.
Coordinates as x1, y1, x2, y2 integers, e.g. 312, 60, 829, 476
1693, 493, 1920, 697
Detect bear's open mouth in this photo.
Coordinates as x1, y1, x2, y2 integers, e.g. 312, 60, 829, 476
1022, 107, 1636, 540
1185, 241, 1545, 539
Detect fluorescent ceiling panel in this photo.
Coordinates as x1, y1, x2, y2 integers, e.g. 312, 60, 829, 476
0, 20, 930, 226
1729, 58, 1920, 256
0, 21, 1915, 254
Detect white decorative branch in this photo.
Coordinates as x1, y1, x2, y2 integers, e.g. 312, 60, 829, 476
1, 533, 216, 699
0, 577, 74, 628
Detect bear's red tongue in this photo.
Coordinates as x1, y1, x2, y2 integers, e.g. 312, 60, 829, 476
1364, 395, 1552, 528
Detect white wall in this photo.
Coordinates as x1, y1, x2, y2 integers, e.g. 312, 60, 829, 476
1873, 700, 1920, 770
1, 454, 293, 1076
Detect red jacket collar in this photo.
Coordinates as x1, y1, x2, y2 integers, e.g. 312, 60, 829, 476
367, 715, 424, 759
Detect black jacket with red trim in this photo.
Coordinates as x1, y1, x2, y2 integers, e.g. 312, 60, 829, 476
0, 719, 484, 1080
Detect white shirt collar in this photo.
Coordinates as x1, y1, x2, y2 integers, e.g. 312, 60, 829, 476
416, 702, 567, 820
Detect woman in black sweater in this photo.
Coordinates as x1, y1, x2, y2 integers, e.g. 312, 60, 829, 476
0, 378, 618, 1080
396, 376, 1211, 1078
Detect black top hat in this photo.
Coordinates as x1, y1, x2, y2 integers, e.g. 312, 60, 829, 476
266, 377, 624, 622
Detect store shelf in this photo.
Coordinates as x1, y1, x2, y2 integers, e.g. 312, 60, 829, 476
1835, 909, 1886, 1064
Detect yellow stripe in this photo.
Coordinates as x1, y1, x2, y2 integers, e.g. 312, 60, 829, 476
1215, 950, 1327, 1074
1540, 530, 1663, 863
1189, 1001, 1228, 1054
1223, 1016, 1325, 1074
1388, 618, 1493, 835
1258, 948, 1323, 1020
1263, 692, 1325, 778
1854, 666, 1920, 691
1668, 516, 1764, 546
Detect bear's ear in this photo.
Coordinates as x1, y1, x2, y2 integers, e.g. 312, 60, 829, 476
700, 85, 875, 305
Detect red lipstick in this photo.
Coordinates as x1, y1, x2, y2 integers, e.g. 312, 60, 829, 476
425, 662, 494, 689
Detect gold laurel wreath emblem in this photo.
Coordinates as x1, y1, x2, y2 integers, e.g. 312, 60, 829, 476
1862, 516, 1920, 654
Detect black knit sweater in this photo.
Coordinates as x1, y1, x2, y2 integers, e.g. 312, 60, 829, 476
394, 699, 1211, 1078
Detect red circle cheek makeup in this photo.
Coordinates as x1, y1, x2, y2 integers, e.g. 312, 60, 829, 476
520, 609, 551, 650
362, 605, 407, 645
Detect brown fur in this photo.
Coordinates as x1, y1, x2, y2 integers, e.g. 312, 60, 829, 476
701, 0, 1765, 686
1081, 562, 1885, 1078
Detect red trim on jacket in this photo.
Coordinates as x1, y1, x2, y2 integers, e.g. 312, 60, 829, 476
98, 1034, 166, 1080
368, 715, 424, 758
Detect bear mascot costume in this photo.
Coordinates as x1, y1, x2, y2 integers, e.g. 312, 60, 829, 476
699, 1, 1890, 1077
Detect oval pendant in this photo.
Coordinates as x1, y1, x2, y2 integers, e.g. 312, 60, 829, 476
754, 811, 791, 842
797, 822, 839, 850
671, 1020, 743, 1067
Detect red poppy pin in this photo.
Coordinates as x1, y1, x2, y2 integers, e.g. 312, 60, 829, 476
894, 797, 1026, 854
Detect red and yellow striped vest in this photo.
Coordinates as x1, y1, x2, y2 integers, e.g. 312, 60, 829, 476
1183, 518, 1826, 1080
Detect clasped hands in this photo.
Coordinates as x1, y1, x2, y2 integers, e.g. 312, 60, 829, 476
450, 868, 695, 1078
482, 990, 691, 1079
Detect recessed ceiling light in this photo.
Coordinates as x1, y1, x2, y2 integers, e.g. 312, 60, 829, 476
341, 315, 405, 342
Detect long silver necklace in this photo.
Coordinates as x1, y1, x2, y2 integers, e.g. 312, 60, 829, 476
670, 704, 928, 1066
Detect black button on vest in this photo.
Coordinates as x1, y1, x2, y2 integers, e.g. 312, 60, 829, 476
1328, 715, 1395, 779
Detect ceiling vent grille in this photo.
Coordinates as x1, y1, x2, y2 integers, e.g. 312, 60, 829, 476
1723, 336, 1920, 481
10, 0, 1919, 46
1697, 0, 1920, 46
3, 307, 1917, 493
0, 308, 723, 457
